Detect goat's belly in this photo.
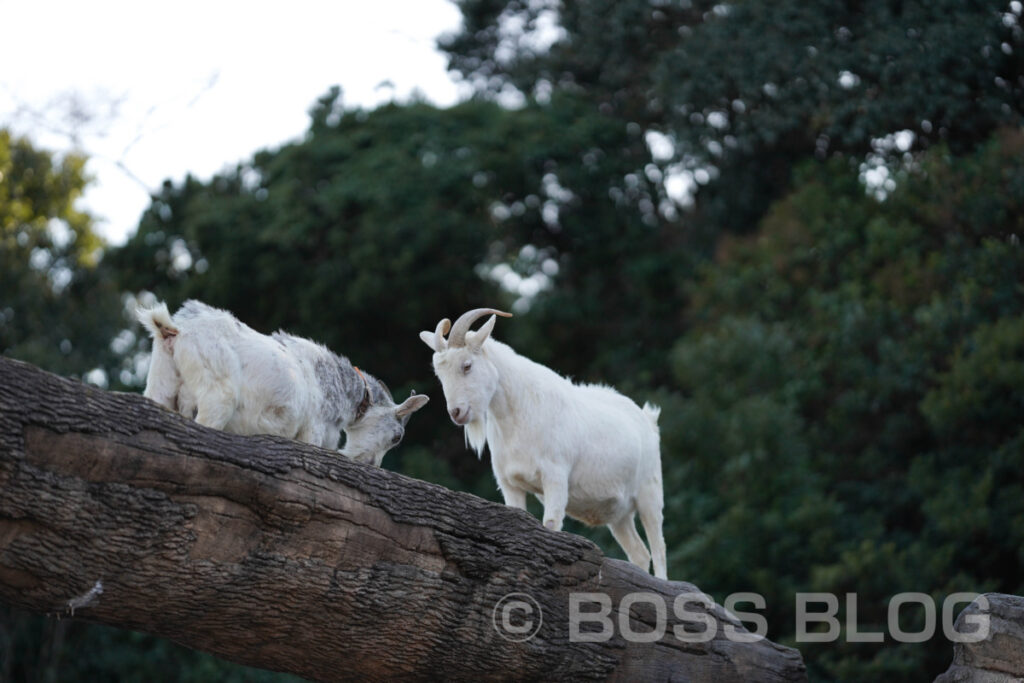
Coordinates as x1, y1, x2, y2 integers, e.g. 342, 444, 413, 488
566, 496, 628, 527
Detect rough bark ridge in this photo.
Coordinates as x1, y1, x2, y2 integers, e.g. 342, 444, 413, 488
0, 357, 805, 682
934, 593, 1024, 683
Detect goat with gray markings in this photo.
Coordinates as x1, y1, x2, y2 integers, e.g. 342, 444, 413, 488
138, 299, 428, 466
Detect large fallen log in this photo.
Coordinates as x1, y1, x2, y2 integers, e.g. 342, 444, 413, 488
0, 356, 805, 681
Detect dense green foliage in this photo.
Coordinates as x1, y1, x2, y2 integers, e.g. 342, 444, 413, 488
664, 133, 1024, 679
4, 1, 1024, 680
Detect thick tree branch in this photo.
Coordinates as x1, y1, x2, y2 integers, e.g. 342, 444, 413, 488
0, 357, 805, 681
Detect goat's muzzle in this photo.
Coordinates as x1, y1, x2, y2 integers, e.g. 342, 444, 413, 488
449, 405, 471, 426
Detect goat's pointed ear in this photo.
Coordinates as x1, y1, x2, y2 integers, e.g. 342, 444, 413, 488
467, 314, 498, 352
419, 330, 439, 352
396, 392, 429, 418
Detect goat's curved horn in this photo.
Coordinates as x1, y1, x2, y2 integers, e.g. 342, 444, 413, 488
448, 308, 512, 348
434, 318, 451, 351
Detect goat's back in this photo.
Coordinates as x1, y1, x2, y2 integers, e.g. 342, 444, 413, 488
485, 342, 661, 486
566, 381, 662, 478
170, 302, 321, 440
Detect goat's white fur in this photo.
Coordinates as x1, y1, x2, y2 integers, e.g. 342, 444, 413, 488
138, 299, 428, 465
420, 309, 667, 579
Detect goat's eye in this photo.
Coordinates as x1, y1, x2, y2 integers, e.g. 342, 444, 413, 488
462, 360, 472, 374
391, 433, 402, 445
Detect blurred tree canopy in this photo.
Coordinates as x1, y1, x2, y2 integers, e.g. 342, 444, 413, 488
0, 132, 297, 681
442, 0, 1024, 231
111, 90, 690, 387
0, 130, 123, 380
4, 1, 1024, 681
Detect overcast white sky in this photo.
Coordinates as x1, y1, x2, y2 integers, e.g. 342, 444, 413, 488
1, 0, 464, 245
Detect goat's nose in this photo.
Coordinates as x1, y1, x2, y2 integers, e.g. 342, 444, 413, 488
449, 406, 462, 421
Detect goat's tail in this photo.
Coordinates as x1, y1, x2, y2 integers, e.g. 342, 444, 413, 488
642, 402, 661, 432
136, 302, 179, 342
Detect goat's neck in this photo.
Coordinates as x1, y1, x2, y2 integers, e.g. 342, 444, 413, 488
488, 375, 514, 425
318, 355, 369, 429
345, 363, 375, 427
483, 342, 530, 426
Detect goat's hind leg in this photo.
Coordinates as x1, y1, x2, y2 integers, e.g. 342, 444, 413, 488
637, 483, 667, 580
142, 331, 181, 411
174, 334, 240, 432
608, 513, 652, 574
192, 387, 238, 431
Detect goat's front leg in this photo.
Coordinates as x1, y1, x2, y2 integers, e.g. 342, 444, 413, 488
494, 468, 528, 510
499, 483, 528, 510
540, 470, 568, 531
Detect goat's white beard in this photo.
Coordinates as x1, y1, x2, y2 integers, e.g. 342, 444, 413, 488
464, 416, 487, 459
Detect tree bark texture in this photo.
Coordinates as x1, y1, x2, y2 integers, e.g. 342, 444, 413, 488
0, 357, 806, 682
934, 593, 1024, 682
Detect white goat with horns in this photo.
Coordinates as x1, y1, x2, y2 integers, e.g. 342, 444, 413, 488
420, 308, 667, 579
138, 299, 428, 466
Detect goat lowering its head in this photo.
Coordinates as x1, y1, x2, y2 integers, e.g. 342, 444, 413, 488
420, 308, 667, 579
138, 299, 428, 466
